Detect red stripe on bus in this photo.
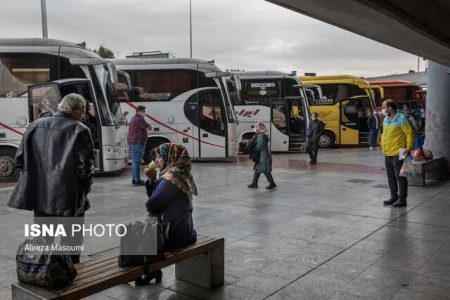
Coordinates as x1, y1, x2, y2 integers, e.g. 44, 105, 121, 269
125, 103, 225, 149
0, 122, 24, 136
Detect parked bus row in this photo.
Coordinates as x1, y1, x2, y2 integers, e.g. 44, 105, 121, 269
0, 38, 427, 182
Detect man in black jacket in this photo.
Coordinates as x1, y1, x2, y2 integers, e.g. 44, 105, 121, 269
367, 108, 380, 150
8, 93, 94, 263
306, 112, 324, 165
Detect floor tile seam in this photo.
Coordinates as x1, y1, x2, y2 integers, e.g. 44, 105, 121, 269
224, 282, 272, 297
405, 273, 450, 294
393, 287, 450, 300
163, 285, 208, 300
262, 203, 422, 299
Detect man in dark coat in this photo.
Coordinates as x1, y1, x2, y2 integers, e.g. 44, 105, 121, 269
367, 108, 380, 149
306, 112, 324, 165
8, 93, 94, 263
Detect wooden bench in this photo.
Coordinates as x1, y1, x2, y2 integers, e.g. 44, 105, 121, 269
11, 236, 224, 300
409, 157, 447, 186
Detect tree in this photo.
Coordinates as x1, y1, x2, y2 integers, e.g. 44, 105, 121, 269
97, 45, 115, 59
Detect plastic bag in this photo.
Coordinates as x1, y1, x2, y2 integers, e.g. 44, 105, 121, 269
399, 156, 416, 178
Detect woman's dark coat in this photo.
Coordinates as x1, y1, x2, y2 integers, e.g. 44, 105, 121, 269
146, 178, 197, 249
254, 133, 272, 174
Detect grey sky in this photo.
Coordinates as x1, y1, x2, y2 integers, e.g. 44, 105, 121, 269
0, 0, 423, 77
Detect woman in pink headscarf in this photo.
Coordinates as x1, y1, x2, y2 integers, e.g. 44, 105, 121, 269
248, 121, 276, 189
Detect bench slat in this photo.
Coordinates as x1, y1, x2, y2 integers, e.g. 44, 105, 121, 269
60, 238, 224, 296
12, 236, 224, 300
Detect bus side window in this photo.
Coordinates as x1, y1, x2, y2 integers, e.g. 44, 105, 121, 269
0, 53, 58, 97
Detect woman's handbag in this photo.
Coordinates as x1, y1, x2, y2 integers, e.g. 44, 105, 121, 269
16, 237, 77, 289
248, 139, 260, 163
145, 180, 156, 198
118, 218, 165, 267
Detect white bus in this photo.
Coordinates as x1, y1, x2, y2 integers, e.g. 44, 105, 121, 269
230, 71, 310, 153
112, 57, 238, 161
0, 38, 129, 181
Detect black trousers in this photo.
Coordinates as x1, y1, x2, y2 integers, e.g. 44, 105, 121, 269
34, 210, 84, 264
385, 155, 408, 200
307, 140, 319, 162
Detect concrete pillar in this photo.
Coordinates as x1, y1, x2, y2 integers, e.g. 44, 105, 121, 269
425, 61, 450, 175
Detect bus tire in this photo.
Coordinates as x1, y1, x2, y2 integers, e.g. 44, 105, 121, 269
319, 131, 335, 148
0, 147, 19, 182
143, 137, 171, 164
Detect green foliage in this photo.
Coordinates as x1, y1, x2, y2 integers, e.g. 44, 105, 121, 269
97, 45, 115, 59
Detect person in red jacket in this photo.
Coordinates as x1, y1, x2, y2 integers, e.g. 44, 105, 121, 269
127, 105, 151, 185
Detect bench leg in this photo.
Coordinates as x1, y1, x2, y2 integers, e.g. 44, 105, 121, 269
409, 173, 425, 186
175, 246, 224, 288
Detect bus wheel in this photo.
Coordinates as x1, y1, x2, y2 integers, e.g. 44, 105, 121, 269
143, 138, 170, 164
0, 147, 18, 182
319, 131, 335, 148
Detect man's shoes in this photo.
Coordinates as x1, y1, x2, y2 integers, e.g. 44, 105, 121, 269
383, 198, 398, 205
393, 199, 407, 207
310, 161, 317, 165
369, 147, 374, 150
132, 180, 145, 186
248, 184, 258, 189
266, 184, 277, 190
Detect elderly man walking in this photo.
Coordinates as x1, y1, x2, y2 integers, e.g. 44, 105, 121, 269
380, 99, 415, 207
8, 93, 94, 263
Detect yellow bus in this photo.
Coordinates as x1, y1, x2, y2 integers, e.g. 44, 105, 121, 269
300, 75, 382, 148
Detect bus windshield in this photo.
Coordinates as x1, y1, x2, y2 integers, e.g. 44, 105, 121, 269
220, 77, 237, 123
93, 64, 122, 125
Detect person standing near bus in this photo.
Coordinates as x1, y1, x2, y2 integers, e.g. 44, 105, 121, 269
380, 99, 415, 207
128, 105, 152, 185
367, 108, 380, 150
306, 112, 324, 165
8, 93, 94, 264
248, 122, 277, 189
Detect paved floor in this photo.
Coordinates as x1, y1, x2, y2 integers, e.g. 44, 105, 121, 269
1, 148, 450, 299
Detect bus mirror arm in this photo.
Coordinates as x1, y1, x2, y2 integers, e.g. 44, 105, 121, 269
116, 117, 128, 128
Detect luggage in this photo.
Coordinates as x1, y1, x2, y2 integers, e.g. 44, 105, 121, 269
118, 218, 165, 267
16, 237, 77, 289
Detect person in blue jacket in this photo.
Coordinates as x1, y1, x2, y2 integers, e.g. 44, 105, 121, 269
146, 143, 198, 249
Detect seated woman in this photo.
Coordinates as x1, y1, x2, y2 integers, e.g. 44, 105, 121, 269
146, 143, 198, 250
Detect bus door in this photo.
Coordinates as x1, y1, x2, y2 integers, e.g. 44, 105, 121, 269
286, 97, 306, 137
186, 88, 227, 158
360, 85, 383, 109
340, 96, 371, 145
28, 79, 102, 169
270, 98, 288, 151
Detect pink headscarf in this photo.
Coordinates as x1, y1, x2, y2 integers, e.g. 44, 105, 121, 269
254, 121, 269, 138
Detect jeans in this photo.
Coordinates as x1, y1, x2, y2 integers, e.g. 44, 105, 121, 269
368, 129, 379, 148
385, 155, 408, 200
129, 144, 145, 182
